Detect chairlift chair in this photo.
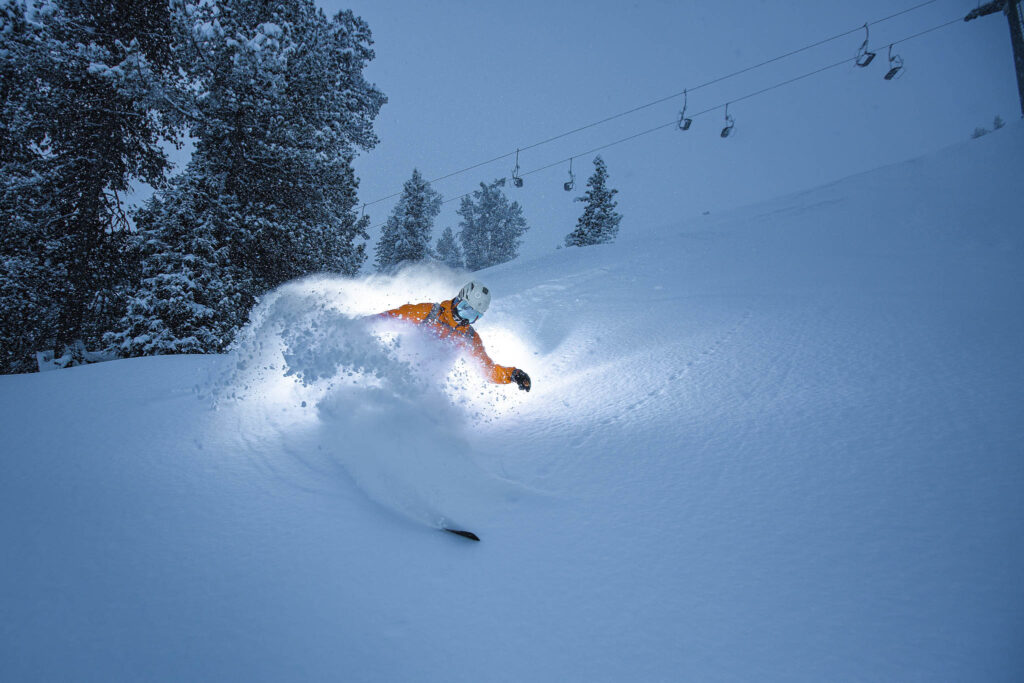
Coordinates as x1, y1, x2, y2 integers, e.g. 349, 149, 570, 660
856, 23, 876, 67
677, 89, 692, 131
884, 44, 904, 80
512, 149, 524, 187
720, 103, 735, 138
564, 158, 575, 191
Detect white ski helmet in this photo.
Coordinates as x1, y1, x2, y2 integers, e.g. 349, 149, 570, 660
457, 280, 491, 314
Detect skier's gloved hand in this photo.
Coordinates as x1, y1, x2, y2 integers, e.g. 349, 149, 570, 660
511, 368, 531, 392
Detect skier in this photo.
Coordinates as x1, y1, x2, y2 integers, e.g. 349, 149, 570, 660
378, 281, 532, 392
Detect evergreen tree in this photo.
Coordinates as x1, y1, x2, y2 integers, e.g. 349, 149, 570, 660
104, 173, 247, 356
0, 0, 189, 372
183, 0, 383, 289
457, 179, 528, 271
435, 226, 464, 270
374, 169, 442, 272
1, 2, 52, 372
565, 155, 622, 247
108, 0, 385, 356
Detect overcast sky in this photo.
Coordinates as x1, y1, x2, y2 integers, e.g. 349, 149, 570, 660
319, 0, 1017, 260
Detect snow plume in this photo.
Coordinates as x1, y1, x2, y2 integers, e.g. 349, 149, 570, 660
206, 265, 523, 529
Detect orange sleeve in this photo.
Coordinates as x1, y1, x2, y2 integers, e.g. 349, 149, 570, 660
467, 329, 515, 384
378, 302, 433, 323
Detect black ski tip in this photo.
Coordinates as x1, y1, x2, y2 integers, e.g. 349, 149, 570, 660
443, 528, 480, 542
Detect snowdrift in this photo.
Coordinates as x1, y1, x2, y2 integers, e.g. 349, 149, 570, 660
1, 125, 1022, 682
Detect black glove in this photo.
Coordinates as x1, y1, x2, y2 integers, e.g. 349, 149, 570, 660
511, 368, 531, 392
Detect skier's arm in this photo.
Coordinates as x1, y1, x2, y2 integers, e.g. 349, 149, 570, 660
377, 302, 432, 323
467, 330, 516, 384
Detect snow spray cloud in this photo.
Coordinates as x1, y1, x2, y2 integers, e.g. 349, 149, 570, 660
208, 263, 461, 400
206, 266, 523, 528
212, 263, 530, 420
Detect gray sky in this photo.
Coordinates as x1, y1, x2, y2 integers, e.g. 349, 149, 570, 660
324, 0, 1017, 259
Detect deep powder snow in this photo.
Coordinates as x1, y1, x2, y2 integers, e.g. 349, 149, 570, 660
1, 126, 1022, 682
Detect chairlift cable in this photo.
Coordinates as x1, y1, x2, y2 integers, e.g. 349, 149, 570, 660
360, 0, 942, 210
533, 16, 962, 173
363, 12, 965, 234
516, 0, 940, 153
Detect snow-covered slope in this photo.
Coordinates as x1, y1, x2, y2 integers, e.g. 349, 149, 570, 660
2, 125, 1023, 682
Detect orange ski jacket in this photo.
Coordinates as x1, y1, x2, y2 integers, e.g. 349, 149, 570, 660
378, 300, 516, 384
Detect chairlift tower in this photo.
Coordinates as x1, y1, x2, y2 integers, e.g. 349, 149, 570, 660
965, 0, 1024, 118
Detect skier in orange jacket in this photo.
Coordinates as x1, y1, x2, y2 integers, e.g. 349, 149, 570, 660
378, 281, 531, 391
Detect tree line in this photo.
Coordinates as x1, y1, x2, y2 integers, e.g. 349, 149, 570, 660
374, 155, 622, 273
0, 0, 622, 375
1, 0, 384, 371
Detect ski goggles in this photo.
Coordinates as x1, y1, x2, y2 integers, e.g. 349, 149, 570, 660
453, 297, 483, 325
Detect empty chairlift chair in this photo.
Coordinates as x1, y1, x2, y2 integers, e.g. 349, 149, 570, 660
720, 103, 735, 138
677, 89, 692, 131
856, 23, 876, 67
884, 44, 904, 80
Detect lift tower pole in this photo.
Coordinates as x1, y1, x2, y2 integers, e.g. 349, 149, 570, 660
966, 0, 1024, 118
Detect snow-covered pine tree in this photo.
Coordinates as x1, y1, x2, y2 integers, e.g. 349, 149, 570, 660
565, 155, 622, 247
184, 0, 384, 289
109, 0, 385, 356
435, 227, 464, 270
104, 172, 248, 357
374, 169, 442, 272
0, 0, 189, 373
1, 2, 53, 373
457, 179, 529, 271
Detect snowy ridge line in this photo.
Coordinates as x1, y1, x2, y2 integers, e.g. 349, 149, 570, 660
362, 12, 966, 232
359, 0, 942, 211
